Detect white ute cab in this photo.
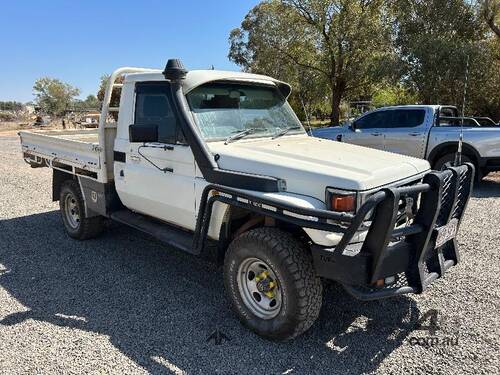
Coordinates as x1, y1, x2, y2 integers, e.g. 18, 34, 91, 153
19, 59, 475, 341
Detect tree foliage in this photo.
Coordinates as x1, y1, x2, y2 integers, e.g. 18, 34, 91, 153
393, 0, 484, 106
0, 101, 24, 111
97, 74, 124, 108
72, 95, 100, 111
371, 84, 418, 107
229, 0, 394, 124
480, 0, 500, 37
33, 77, 80, 116
229, 0, 500, 122
466, 39, 500, 119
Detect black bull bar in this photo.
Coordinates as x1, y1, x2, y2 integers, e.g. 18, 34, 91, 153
194, 164, 474, 300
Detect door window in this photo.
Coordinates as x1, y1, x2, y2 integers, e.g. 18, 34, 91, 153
134, 83, 180, 144
355, 111, 391, 129
390, 109, 425, 128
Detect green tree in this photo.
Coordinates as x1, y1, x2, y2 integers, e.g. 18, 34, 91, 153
33, 77, 80, 116
371, 84, 418, 107
0, 101, 24, 111
97, 74, 123, 108
83, 95, 100, 109
71, 95, 101, 111
480, 0, 500, 37
229, 0, 394, 125
393, 0, 484, 106
465, 39, 500, 120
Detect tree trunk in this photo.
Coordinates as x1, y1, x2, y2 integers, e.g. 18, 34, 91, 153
330, 90, 342, 126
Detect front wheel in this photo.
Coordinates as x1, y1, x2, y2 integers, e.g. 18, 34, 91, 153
433, 153, 472, 171
433, 153, 481, 180
223, 228, 322, 341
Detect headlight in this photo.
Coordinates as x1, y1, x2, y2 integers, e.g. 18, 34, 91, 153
326, 188, 358, 213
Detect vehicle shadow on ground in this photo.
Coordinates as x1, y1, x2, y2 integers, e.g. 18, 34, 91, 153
473, 175, 500, 198
0, 211, 421, 375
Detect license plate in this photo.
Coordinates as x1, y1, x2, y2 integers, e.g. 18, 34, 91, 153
435, 219, 458, 248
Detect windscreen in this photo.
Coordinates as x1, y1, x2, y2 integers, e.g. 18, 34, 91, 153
186, 82, 304, 141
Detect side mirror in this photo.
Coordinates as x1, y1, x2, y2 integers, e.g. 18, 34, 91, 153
129, 124, 158, 143
350, 122, 357, 131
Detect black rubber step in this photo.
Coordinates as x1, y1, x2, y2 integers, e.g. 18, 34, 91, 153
110, 209, 195, 254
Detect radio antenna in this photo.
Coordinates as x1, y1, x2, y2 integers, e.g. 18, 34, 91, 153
455, 54, 469, 166
300, 94, 312, 135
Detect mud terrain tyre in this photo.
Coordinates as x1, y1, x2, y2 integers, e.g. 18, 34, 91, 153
224, 228, 322, 341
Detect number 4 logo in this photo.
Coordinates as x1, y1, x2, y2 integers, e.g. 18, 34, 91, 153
415, 309, 440, 336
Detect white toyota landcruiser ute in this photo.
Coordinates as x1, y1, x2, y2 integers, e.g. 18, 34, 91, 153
19, 60, 475, 341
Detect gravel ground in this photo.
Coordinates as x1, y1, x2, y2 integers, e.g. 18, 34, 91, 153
0, 133, 499, 374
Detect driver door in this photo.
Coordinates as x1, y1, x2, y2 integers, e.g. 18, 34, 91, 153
120, 82, 196, 230
383, 108, 429, 158
343, 110, 390, 150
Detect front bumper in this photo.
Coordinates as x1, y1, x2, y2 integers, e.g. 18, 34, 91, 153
311, 164, 475, 300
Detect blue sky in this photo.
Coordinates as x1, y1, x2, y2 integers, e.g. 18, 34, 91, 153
0, 0, 258, 102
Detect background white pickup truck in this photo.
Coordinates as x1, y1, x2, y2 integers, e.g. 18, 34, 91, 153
19, 60, 474, 341
312, 105, 500, 179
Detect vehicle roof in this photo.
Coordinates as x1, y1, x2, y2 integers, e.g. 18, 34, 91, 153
371, 105, 456, 110
357, 104, 458, 119
124, 69, 292, 98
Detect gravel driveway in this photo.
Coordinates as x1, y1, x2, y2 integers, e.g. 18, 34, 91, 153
0, 133, 498, 374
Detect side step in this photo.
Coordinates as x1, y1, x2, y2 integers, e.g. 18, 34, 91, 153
110, 210, 195, 254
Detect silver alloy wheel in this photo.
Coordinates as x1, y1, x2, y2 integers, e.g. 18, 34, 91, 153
237, 257, 282, 320
64, 193, 81, 229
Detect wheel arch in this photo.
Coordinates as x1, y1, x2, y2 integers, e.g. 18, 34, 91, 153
211, 197, 320, 262
427, 142, 481, 168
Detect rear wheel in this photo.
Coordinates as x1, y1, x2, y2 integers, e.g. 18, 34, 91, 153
223, 228, 322, 341
59, 180, 104, 240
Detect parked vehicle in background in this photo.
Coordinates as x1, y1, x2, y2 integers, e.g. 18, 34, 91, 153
312, 105, 500, 179
465, 117, 499, 127
19, 63, 474, 341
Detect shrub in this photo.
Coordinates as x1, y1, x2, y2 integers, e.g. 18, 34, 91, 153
0, 112, 15, 122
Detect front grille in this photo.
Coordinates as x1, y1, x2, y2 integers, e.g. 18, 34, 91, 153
339, 164, 474, 301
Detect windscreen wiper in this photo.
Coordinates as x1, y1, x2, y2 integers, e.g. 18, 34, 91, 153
225, 128, 263, 144
272, 126, 302, 139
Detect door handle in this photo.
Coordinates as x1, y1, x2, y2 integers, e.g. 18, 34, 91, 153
408, 132, 422, 136
371, 133, 381, 136
130, 155, 141, 162
144, 143, 174, 151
